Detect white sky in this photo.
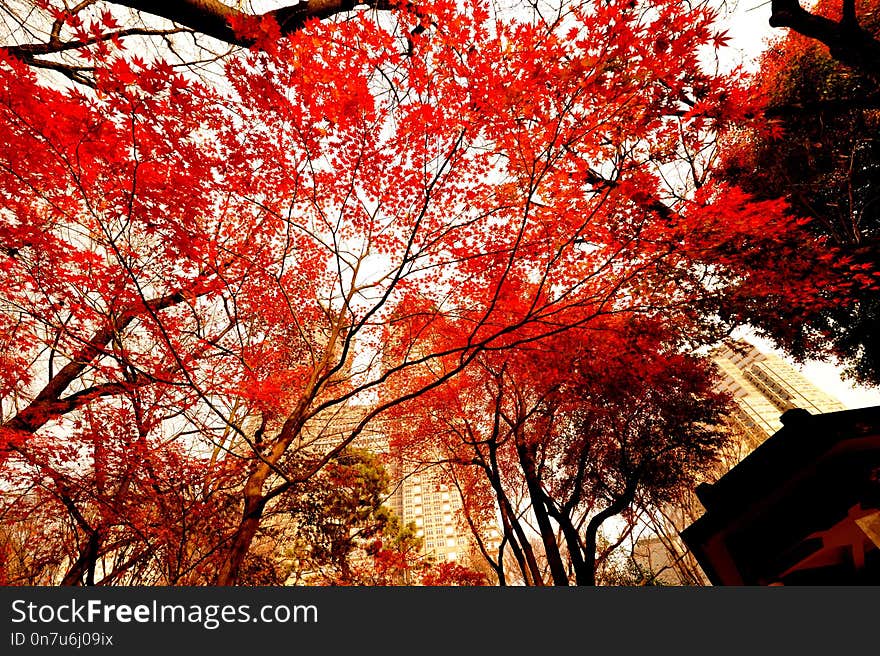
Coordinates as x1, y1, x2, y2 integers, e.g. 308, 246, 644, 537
720, 1, 777, 72
799, 360, 880, 409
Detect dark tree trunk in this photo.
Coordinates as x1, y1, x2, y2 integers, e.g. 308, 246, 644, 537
60, 528, 101, 586
580, 477, 639, 586
515, 439, 569, 586
215, 491, 266, 586
770, 0, 880, 86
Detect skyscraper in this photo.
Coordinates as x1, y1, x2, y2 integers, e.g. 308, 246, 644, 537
710, 339, 847, 451
395, 466, 467, 563
635, 339, 851, 583
304, 405, 485, 567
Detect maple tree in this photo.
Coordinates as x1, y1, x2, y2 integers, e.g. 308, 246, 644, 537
384, 317, 731, 586
719, 0, 880, 384
0, 0, 850, 586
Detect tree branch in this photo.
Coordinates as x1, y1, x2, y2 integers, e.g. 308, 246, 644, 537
1, 284, 210, 436
7, 27, 189, 58
770, 0, 880, 85
107, 0, 398, 47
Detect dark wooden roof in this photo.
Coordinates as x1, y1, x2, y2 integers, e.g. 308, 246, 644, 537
680, 405, 880, 585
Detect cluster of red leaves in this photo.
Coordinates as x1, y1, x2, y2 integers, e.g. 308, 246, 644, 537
0, 0, 849, 585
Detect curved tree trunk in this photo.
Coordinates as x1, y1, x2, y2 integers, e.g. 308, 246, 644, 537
580, 477, 639, 586
770, 0, 880, 85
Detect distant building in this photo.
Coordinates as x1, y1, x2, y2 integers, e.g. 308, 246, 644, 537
394, 466, 469, 563
305, 405, 485, 567
710, 339, 847, 452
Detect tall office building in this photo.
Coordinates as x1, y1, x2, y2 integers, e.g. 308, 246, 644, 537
304, 405, 484, 566
710, 339, 847, 451
635, 339, 850, 584
394, 466, 468, 562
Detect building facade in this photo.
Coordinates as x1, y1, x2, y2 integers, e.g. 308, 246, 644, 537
710, 339, 847, 452
392, 466, 469, 563
304, 406, 484, 566
644, 339, 850, 584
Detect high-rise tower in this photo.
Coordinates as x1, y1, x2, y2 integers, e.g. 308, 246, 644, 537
634, 339, 851, 584
710, 339, 847, 451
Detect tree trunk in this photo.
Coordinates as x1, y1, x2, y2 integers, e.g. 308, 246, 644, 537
214, 406, 308, 585
215, 493, 266, 586
580, 477, 639, 586
516, 439, 569, 585
546, 503, 589, 585
485, 442, 544, 585
60, 528, 101, 586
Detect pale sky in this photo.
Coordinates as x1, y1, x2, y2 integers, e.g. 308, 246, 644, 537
799, 359, 880, 409
721, 1, 777, 72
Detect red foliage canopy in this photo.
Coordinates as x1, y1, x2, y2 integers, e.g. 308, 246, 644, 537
0, 0, 847, 585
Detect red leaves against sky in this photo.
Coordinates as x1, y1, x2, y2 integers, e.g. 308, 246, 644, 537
0, 0, 848, 584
